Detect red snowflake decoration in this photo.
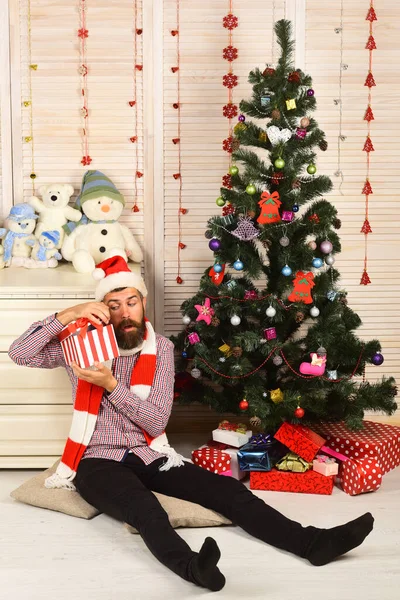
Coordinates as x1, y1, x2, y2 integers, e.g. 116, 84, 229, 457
222, 174, 233, 189
223, 73, 238, 89
263, 67, 275, 77
222, 204, 235, 216
308, 213, 320, 224
78, 28, 89, 39
81, 155, 92, 166
222, 103, 238, 119
222, 136, 234, 153
271, 172, 284, 185
223, 45, 238, 62
223, 14, 238, 30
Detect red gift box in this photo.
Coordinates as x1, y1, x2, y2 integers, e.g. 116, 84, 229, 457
313, 421, 400, 475
58, 318, 119, 368
274, 423, 326, 463
338, 456, 382, 496
192, 447, 231, 474
250, 469, 334, 495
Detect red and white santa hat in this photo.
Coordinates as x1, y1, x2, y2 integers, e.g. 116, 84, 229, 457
92, 255, 148, 301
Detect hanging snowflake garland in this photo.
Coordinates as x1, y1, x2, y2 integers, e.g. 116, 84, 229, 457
223, 14, 238, 30
223, 45, 238, 61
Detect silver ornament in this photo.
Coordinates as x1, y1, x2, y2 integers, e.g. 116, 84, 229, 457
231, 315, 241, 326
191, 368, 201, 379
266, 305, 277, 318
327, 370, 337, 380
182, 315, 191, 325
327, 290, 337, 301
273, 355, 283, 366
325, 254, 335, 266
317, 346, 327, 356
219, 357, 226, 363
262, 392, 268, 397
310, 306, 320, 317
279, 236, 290, 247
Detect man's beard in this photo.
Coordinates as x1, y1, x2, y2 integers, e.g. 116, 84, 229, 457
114, 317, 146, 350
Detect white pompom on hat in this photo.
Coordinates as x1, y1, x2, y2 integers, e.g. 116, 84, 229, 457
93, 256, 147, 301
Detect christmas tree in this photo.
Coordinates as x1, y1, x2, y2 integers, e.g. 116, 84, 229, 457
170, 20, 397, 431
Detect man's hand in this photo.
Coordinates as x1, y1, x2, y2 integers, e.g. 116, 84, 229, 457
57, 302, 110, 326
71, 361, 118, 393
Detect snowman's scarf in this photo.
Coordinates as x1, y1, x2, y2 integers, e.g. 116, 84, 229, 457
63, 216, 116, 236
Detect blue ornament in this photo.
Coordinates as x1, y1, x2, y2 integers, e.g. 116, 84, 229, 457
312, 258, 323, 268
213, 263, 223, 273
327, 290, 338, 301
292, 204, 299, 212
182, 351, 188, 358
281, 265, 292, 276
233, 259, 244, 271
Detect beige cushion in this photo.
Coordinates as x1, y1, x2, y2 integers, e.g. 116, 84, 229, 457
10, 459, 232, 529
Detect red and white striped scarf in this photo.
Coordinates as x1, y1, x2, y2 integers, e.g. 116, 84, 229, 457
45, 319, 184, 491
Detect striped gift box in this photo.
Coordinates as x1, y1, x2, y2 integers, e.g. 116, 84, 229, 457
58, 319, 119, 368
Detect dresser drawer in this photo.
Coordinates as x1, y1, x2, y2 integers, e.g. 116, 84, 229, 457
0, 354, 72, 405
0, 299, 77, 352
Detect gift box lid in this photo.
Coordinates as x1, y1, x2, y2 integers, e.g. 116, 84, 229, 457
274, 422, 326, 462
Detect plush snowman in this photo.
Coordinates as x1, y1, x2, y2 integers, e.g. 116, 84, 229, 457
29, 183, 81, 248
0, 203, 38, 267
25, 230, 62, 269
0, 242, 4, 270
61, 170, 143, 273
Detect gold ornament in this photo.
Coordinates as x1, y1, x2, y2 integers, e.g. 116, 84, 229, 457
258, 131, 268, 142
286, 99, 296, 110
23, 101, 31, 107
270, 388, 284, 404
250, 416, 262, 428
218, 343, 232, 356
24, 136, 32, 143
29, 64, 38, 70
29, 173, 36, 180
234, 122, 247, 134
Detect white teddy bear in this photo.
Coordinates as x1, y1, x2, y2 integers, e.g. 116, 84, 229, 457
61, 170, 143, 273
25, 230, 62, 269
29, 184, 81, 248
0, 203, 38, 267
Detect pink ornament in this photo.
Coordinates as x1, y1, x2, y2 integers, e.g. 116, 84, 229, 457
320, 240, 333, 254
194, 297, 215, 325
264, 327, 277, 340
282, 211, 294, 222
244, 290, 258, 300
308, 241, 317, 250
299, 353, 327, 376
295, 127, 307, 139
188, 332, 200, 345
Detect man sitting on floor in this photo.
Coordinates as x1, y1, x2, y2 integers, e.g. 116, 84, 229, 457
8, 256, 374, 592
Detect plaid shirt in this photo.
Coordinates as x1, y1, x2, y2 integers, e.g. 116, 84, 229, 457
8, 314, 175, 465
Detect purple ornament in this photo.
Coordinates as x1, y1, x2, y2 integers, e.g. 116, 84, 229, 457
307, 89, 315, 97
238, 114, 246, 122
282, 210, 294, 222
209, 238, 221, 251
372, 352, 384, 366
320, 240, 333, 254
264, 327, 277, 341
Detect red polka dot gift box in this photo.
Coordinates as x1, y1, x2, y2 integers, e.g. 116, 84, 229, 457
338, 456, 382, 496
250, 469, 334, 495
192, 447, 232, 476
312, 421, 400, 476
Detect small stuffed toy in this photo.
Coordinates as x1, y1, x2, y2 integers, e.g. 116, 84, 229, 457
0, 203, 38, 267
25, 230, 62, 269
61, 170, 143, 273
29, 184, 81, 248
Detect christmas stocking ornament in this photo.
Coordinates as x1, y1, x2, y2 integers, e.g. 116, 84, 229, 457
299, 352, 327, 376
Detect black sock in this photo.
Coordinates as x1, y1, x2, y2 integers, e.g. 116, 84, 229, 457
188, 537, 226, 591
307, 512, 374, 566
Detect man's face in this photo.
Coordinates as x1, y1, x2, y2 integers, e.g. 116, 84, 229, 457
103, 287, 147, 350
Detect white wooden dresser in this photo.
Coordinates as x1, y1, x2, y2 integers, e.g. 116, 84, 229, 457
0, 264, 136, 468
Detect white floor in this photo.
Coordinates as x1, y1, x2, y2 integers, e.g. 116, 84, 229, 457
1, 435, 400, 600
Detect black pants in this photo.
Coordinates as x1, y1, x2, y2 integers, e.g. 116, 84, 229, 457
75, 454, 319, 583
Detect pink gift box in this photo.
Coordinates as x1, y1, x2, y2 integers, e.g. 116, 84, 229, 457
188, 332, 200, 345
264, 327, 277, 340
313, 455, 339, 477
282, 211, 294, 222
58, 318, 119, 368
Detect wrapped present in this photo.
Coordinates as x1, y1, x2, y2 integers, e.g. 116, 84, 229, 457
275, 452, 312, 473
192, 447, 231, 475
313, 421, 400, 475
338, 456, 382, 496
313, 454, 339, 477
238, 434, 291, 472
320, 445, 349, 463
250, 469, 334, 495
58, 318, 119, 368
274, 422, 326, 463
212, 421, 252, 448
205, 442, 245, 480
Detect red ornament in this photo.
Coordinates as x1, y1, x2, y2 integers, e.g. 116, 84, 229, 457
136, 171, 143, 178
130, 136, 137, 143
257, 191, 282, 225
132, 205, 140, 213
366, 35, 377, 50
366, 6, 377, 21
363, 137, 374, 153
180, 208, 187, 215
364, 106, 374, 122
239, 399, 249, 412
178, 242, 186, 249
223, 13, 239, 30
288, 71, 301, 83
176, 276, 183, 284
308, 213, 320, 224
223, 73, 238, 89
223, 45, 238, 61
288, 271, 315, 305
263, 67, 275, 77
222, 203, 235, 216
78, 28, 89, 39
294, 406, 305, 418
173, 173, 181, 180
171, 66, 179, 73
129, 101, 136, 107
364, 72, 376, 88
136, 65, 143, 71
361, 219, 372, 234
360, 270, 371, 286
172, 138, 180, 144
136, 29, 143, 35
173, 103, 180, 109
209, 263, 226, 286
271, 171, 284, 185
171, 30, 179, 36
222, 174, 233, 189
81, 155, 92, 166
362, 180, 373, 195
222, 136, 234, 153
222, 103, 238, 119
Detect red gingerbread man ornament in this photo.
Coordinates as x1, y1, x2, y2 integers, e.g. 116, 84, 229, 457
288, 271, 315, 304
